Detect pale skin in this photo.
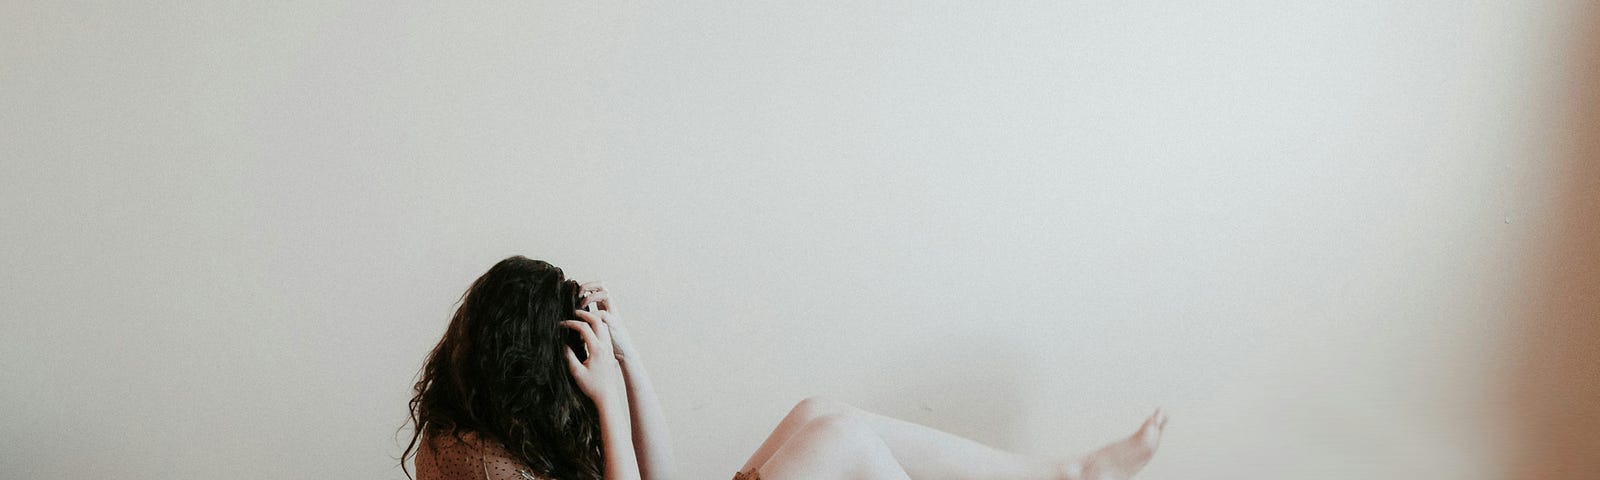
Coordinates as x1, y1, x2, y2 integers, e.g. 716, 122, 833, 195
566, 283, 1167, 480
574, 282, 675, 480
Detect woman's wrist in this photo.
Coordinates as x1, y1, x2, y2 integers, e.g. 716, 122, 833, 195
596, 394, 631, 419
617, 354, 646, 374
597, 397, 635, 449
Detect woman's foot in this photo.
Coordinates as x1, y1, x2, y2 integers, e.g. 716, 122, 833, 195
1057, 409, 1168, 480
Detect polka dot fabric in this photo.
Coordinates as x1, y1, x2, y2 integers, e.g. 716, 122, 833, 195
414, 432, 549, 480
416, 431, 759, 480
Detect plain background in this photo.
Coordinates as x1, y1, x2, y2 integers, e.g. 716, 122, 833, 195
1, 1, 1589, 479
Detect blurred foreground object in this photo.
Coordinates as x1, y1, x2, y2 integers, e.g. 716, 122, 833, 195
1508, 3, 1600, 479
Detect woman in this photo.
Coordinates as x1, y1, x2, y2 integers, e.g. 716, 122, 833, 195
405, 256, 1167, 480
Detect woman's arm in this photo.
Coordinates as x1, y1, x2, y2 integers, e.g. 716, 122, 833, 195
579, 284, 677, 480
596, 396, 641, 480
561, 313, 641, 480
618, 354, 676, 480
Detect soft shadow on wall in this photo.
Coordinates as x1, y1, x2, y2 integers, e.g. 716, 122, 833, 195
856, 333, 1041, 452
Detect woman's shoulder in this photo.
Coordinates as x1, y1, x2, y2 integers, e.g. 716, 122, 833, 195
416, 430, 550, 480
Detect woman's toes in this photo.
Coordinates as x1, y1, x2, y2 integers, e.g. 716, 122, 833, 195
1136, 409, 1166, 449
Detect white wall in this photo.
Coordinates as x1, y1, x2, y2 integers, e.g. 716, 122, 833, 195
1, 1, 1582, 479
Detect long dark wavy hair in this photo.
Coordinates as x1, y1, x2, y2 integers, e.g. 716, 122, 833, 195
403, 256, 603, 480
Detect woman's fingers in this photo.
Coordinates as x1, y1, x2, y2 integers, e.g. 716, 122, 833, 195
572, 309, 612, 349
579, 289, 608, 310
578, 281, 614, 312
559, 320, 604, 359
577, 288, 623, 327
564, 346, 584, 373
592, 308, 622, 326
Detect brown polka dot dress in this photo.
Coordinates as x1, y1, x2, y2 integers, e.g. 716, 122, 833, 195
416, 431, 763, 480
414, 432, 551, 480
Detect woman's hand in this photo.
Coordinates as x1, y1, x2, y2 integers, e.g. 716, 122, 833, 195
564, 302, 644, 480
579, 282, 638, 361
560, 312, 627, 409
577, 282, 676, 480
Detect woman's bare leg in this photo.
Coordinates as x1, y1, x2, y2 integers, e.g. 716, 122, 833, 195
756, 413, 911, 480
739, 397, 850, 473
741, 397, 1048, 480
1056, 411, 1167, 480
740, 396, 1167, 480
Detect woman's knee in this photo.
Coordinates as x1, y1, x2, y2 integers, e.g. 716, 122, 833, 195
789, 395, 855, 425
760, 413, 905, 479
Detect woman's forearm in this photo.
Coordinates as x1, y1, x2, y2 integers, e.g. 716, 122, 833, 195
620, 356, 676, 480
598, 399, 642, 480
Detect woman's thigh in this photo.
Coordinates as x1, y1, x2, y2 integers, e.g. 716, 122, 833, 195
756, 413, 910, 480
